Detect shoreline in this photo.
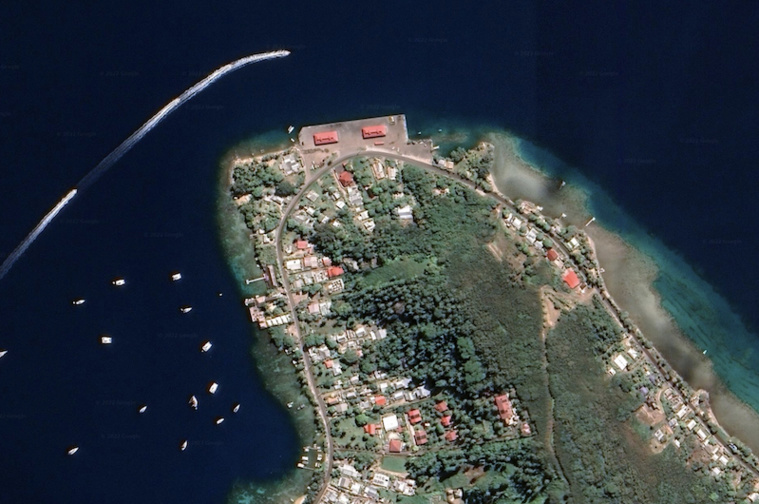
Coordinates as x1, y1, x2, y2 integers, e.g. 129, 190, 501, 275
215, 145, 319, 504
484, 130, 759, 452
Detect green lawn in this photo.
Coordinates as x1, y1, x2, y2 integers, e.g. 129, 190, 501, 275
362, 256, 431, 286
380, 455, 408, 473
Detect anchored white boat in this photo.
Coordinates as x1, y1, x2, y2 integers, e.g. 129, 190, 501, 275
189, 395, 198, 410
72, 299, 85, 306
180, 306, 192, 314
180, 440, 188, 451
287, 125, 294, 134
171, 272, 182, 281
200, 341, 212, 352
232, 403, 240, 413
100, 335, 112, 345
138, 404, 147, 414
208, 382, 218, 394
112, 278, 126, 286
0, 350, 7, 359
215, 417, 224, 425
67, 446, 79, 456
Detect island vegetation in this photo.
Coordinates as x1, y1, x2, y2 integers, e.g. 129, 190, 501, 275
223, 118, 759, 504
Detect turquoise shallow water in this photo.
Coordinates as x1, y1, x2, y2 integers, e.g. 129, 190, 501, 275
512, 138, 759, 416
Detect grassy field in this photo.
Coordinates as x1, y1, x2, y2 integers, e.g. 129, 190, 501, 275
380, 455, 408, 473
362, 256, 432, 286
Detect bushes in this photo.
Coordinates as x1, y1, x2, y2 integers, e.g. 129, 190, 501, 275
546, 305, 731, 504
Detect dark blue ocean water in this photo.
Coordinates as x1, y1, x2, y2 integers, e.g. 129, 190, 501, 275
1, 2, 758, 502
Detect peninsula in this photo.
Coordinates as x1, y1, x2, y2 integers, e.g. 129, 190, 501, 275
223, 115, 759, 503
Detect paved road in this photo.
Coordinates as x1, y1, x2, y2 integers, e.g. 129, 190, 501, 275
272, 147, 758, 501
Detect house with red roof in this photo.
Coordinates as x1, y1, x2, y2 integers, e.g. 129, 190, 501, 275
414, 429, 428, 446
444, 430, 458, 442
407, 409, 422, 425
327, 266, 344, 278
295, 240, 309, 250
440, 415, 452, 427
338, 171, 355, 187
388, 439, 402, 453
363, 423, 377, 436
495, 394, 514, 423
324, 359, 333, 369
374, 395, 387, 407
562, 269, 580, 289
434, 401, 448, 413
546, 248, 559, 261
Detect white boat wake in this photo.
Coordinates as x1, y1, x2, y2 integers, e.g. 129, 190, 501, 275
0, 50, 290, 281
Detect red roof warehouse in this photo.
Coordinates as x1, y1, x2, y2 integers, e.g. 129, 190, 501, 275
361, 125, 387, 139
562, 269, 580, 289
313, 131, 339, 145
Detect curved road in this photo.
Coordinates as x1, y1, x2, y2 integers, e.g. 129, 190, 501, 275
273, 146, 759, 501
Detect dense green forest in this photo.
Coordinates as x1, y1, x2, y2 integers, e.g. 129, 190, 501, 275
320, 165, 561, 502
547, 303, 737, 503
235, 153, 737, 503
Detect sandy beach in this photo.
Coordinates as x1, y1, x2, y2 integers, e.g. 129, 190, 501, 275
485, 131, 759, 453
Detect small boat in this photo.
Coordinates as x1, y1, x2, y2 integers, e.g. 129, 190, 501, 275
200, 341, 212, 353
67, 446, 79, 456
287, 402, 294, 409
215, 417, 224, 425
189, 395, 198, 410
232, 403, 240, 413
180, 440, 188, 451
208, 382, 218, 394
138, 404, 147, 414
112, 278, 126, 286
180, 306, 192, 314
171, 272, 182, 281
72, 299, 85, 306
0, 350, 8, 359
100, 336, 112, 345
287, 125, 294, 134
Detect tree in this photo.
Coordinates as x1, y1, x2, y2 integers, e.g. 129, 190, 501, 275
342, 348, 359, 365
275, 179, 296, 196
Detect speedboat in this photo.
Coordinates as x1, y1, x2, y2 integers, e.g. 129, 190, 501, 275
67, 446, 79, 456
171, 272, 182, 281
72, 299, 85, 306
200, 341, 212, 352
0, 350, 7, 359
138, 404, 147, 414
180, 306, 192, 314
232, 403, 240, 413
188, 395, 198, 410
180, 440, 188, 451
215, 417, 224, 425
112, 278, 126, 286
100, 335, 112, 345
208, 382, 218, 394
